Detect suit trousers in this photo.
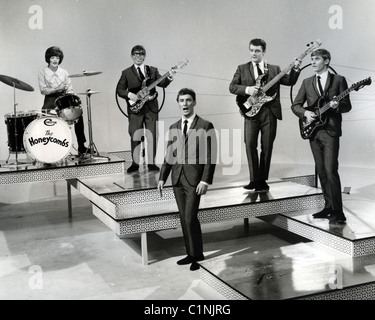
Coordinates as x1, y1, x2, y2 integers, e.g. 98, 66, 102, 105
244, 106, 277, 182
173, 170, 203, 258
128, 104, 158, 165
309, 129, 342, 211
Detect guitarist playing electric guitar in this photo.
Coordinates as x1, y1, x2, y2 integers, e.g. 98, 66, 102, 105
116, 45, 176, 173
291, 48, 353, 224
229, 38, 302, 192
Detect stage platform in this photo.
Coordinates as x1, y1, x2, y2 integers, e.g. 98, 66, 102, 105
198, 167, 375, 300
199, 237, 375, 300
66, 161, 325, 265
0, 151, 127, 185
2, 149, 374, 299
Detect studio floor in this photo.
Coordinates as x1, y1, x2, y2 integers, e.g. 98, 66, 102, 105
0, 164, 374, 300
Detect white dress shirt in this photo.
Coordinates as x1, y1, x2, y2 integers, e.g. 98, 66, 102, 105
316, 70, 329, 93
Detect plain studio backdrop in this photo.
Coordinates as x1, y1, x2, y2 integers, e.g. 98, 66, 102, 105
1, 0, 375, 178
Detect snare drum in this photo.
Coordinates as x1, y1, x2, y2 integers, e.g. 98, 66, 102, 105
23, 117, 72, 164
54, 94, 83, 124
4, 110, 38, 152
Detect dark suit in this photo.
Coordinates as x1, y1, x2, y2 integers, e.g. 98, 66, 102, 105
116, 65, 172, 164
159, 115, 216, 258
291, 72, 352, 212
229, 62, 300, 182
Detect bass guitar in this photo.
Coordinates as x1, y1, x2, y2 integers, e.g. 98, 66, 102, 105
127, 59, 189, 113
299, 77, 372, 139
236, 39, 322, 118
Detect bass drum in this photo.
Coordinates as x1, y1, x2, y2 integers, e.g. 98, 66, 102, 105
23, 117, 72, 164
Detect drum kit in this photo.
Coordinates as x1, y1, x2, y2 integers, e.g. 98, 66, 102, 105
0, 70, 108, 169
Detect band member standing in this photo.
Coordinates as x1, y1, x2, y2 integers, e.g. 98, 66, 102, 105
158, 88, 217, 271
229, 38, 301, 192
38, 46, 90, 155
116, 45, 175, 173
291, 49, 351, 224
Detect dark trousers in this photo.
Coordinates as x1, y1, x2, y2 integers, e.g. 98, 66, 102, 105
128, 104, 158, 165
173, 171, 203, 258
244, 106, 277, 182
310, 129, 342, 211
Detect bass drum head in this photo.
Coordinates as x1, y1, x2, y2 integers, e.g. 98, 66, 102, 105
23, 117, 72, 164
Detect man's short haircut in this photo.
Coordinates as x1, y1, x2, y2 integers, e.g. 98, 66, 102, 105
176, 88, 196, 102
131, 45, 146, 55
45, 46, 64, 64
311, 48, 331, 65
249, 38, 267, 52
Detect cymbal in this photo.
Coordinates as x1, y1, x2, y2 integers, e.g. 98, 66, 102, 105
76, 90, 101, 95
0, 74, 34, 91
69, 70, 102, 78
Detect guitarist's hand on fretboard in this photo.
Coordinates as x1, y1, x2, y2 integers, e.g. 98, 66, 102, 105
330, 97, 339, 109
168, 69, 177, 80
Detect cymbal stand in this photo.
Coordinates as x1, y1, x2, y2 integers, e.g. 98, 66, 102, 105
79, 76, 110, 163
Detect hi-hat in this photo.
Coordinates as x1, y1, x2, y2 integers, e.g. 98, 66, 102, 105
0, 74, 34, 91
69, 70, 102, 78
76, 90, 101, 95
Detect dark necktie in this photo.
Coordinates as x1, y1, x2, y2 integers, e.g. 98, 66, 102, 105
183, 120, 188, 139
137, 67, 145, 81
255, 63, 263, 76
317, 75, 324, 96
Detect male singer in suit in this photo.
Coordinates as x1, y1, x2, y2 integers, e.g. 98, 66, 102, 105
158, 88, 217, 271
229, 38, 301, 192
116, 45, 175, 173
291, 49, 351, 224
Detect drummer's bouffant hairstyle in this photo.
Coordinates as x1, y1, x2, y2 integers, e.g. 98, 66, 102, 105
45, 46, 64, 64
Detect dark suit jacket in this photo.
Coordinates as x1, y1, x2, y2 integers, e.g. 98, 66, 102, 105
229, 62, 300, 120
159, 115, 216, 187
291, 73, 352, 137
116, 65, 171, 114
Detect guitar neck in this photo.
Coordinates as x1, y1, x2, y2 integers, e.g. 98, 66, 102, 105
319, 86, 352, 114
262, 50, 309, 92
146, 70, 171, 91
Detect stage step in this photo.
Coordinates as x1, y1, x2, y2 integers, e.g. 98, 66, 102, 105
86, 178, 324, 234
260, 207, 375, 257
199, 236, 375, 300
68, 174, 324, 265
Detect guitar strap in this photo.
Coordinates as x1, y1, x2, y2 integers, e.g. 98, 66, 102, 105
145, 65, 151, 78
263, 60, 269, 84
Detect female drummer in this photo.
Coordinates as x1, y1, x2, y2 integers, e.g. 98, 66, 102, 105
38, 46, 91, 155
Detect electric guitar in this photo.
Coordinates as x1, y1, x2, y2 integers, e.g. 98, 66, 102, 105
299, 77, 372, 139
236, 39, 322, 118
127, 59, 189, 113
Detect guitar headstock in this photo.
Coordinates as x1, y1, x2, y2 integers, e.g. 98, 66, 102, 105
352, 77, 372, 91
305, 39, 323, 54
172, 59, 189, 71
